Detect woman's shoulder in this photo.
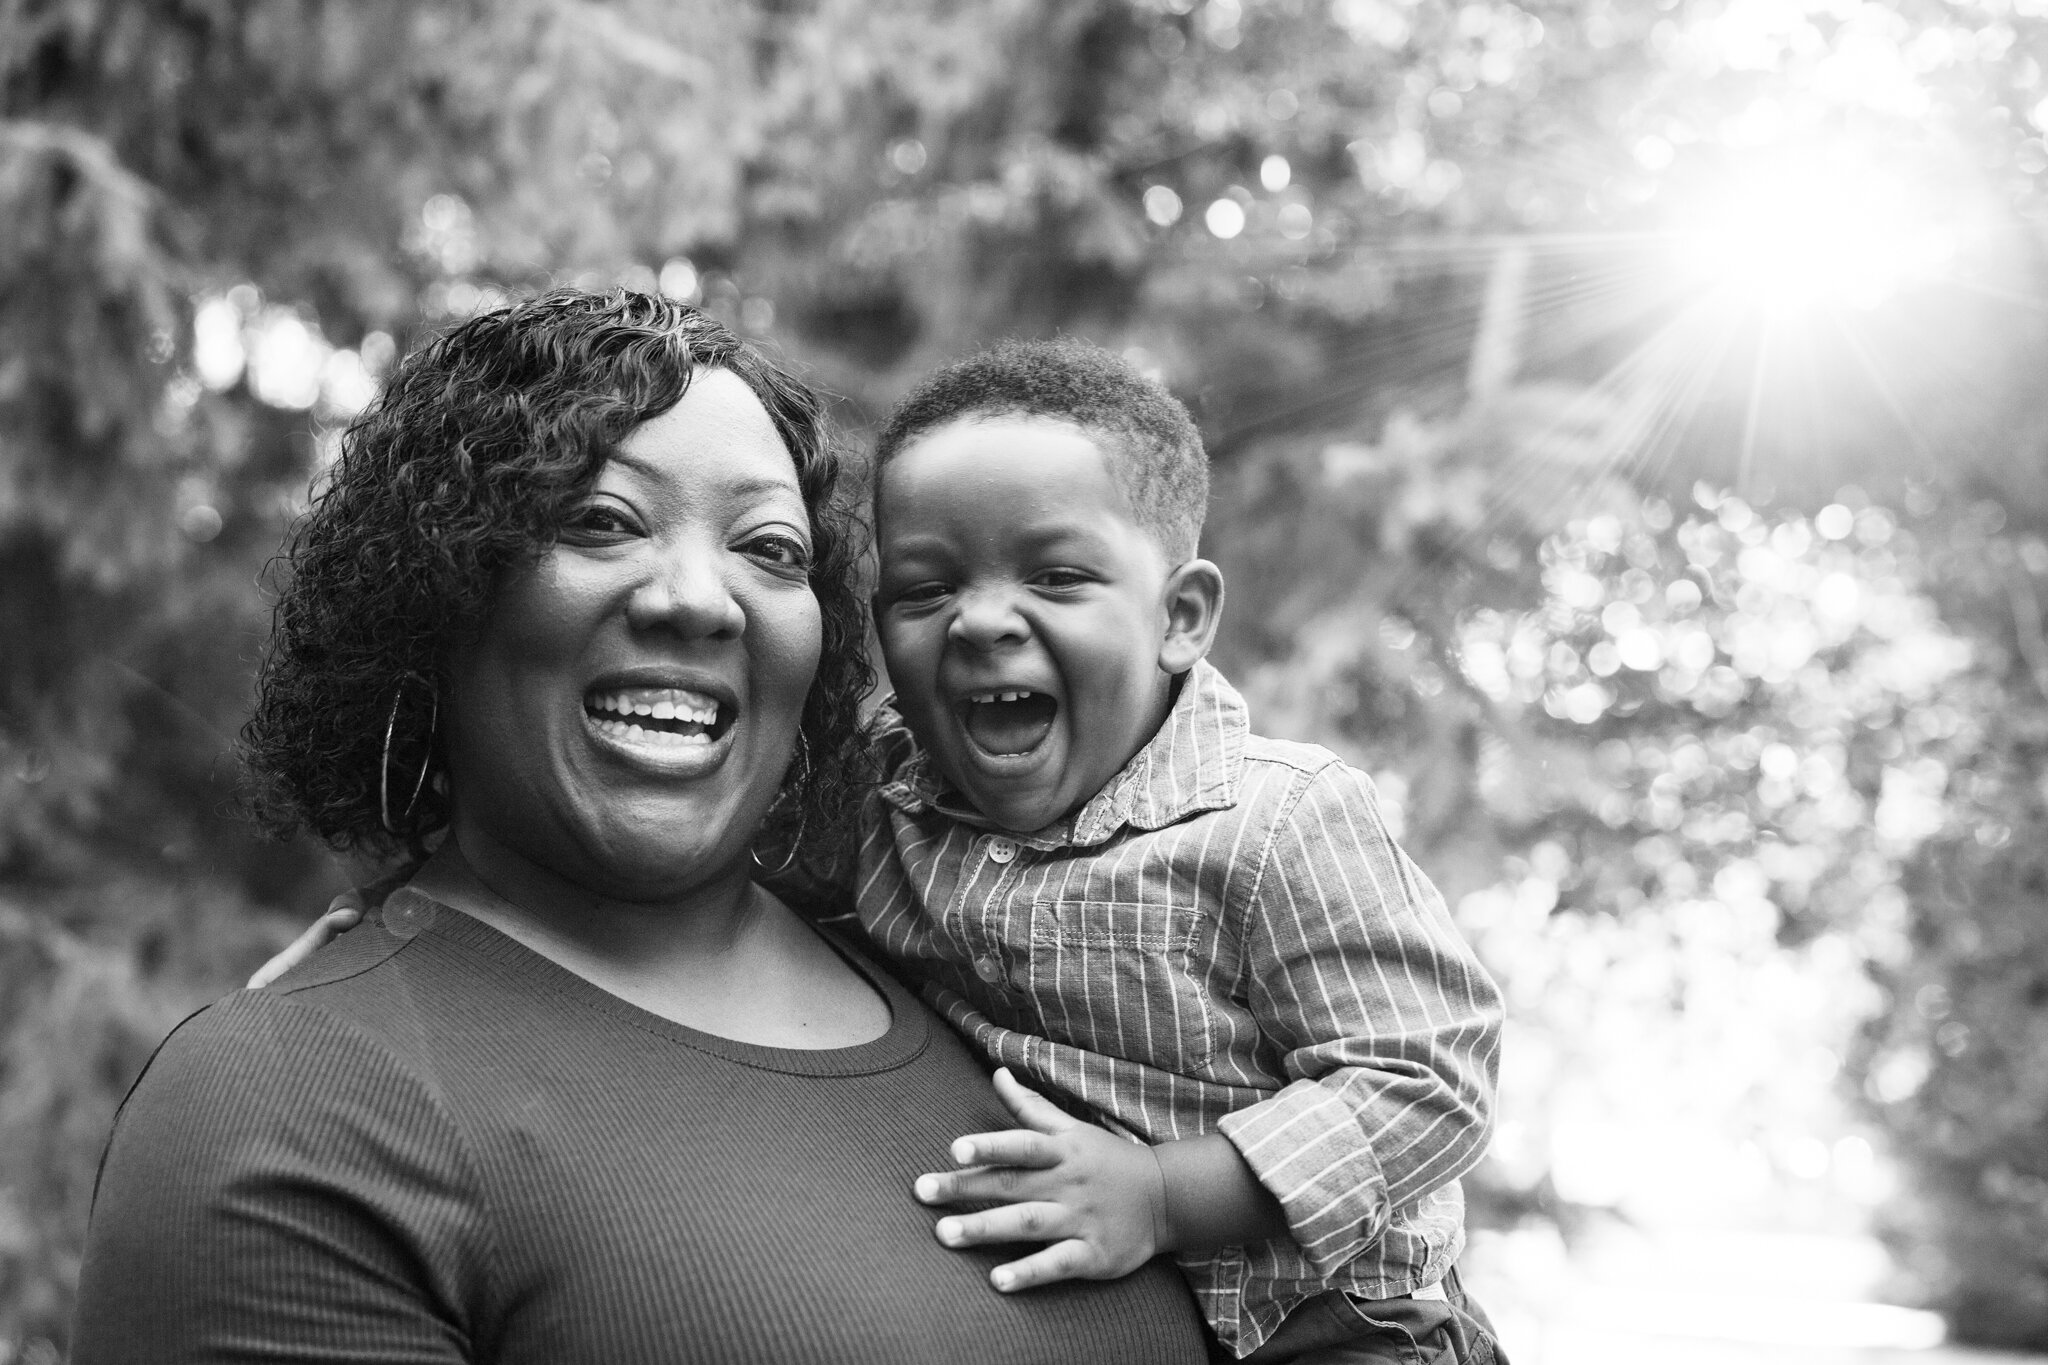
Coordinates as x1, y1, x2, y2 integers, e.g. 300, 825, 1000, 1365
114, 907, 492, 1164
125, 977, 454, 1137
78, 971, 496, 1363
92, 985, 481, 1269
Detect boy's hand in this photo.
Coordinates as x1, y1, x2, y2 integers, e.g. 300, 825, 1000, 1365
913, 1067, 1169, 1292
244, 895, 364, 989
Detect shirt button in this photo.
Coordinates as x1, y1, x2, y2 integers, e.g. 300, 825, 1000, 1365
973, 954, 1004, 984
986, 837, 1017, 864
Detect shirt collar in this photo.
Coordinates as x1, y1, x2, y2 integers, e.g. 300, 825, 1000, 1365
876, 658, 1249, 848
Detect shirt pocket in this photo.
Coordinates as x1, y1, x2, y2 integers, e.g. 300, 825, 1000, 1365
1024, 900, 1219, 1074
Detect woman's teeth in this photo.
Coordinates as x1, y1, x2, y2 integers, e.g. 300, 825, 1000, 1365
591, 717, 711, 747
587, 687, 724, 746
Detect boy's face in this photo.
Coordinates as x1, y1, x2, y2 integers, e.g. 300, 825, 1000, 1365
874, 417, 1183, 833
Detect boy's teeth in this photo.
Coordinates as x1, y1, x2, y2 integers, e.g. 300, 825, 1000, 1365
961, 689, 1058, 755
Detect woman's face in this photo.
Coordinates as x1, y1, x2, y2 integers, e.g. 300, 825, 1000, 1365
441, 368, 822, 902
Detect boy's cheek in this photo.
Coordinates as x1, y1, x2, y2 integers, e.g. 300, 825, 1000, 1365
872, 610, 916, 663
876, 660, 945, 742
875, 625, 939, 705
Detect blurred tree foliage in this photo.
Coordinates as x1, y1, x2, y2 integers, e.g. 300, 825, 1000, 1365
1852, 503, 2048, 1344
5, 0, 2048, 1353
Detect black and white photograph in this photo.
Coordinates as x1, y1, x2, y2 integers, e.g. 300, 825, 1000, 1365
5, 1, 2048, 1361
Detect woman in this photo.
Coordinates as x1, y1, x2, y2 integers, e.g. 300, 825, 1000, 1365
70, 290, 1207, 1363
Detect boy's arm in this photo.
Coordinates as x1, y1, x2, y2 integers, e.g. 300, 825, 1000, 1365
916, 762, 1498, 1290
1210, 759, 1503, 1278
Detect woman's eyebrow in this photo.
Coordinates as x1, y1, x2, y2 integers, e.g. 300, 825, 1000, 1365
722, 473, 806, 501
604, 453, 802, 501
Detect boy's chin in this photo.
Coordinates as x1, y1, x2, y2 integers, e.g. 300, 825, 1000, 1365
950, 770, 1075, 835
948, 782, 1040, 831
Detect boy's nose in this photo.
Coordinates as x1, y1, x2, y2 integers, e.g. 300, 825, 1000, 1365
947, 587, 1028, 650
626, 546, 746, 639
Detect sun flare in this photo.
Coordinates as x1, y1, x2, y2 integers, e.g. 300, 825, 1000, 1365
1670, 148, 1967, 317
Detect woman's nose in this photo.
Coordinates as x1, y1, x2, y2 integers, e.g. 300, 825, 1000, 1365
625, 546, 746, 639
947, 586, 1028, 650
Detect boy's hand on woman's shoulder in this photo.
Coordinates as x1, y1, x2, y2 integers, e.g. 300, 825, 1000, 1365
914, 1068, 1170, 1292
244, 898, 362, 989
244, 870, 406, 988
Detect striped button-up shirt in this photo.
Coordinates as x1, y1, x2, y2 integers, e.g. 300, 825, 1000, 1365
853, 660, 1502, 1357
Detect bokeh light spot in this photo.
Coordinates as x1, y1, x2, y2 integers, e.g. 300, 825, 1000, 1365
1205, 198, 1246, 238
1144, 185, 1184, 227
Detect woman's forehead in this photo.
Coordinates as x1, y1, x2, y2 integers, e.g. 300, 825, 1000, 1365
606, 370, 800, 493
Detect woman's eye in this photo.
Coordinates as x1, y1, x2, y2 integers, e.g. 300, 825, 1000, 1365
745, 532, 813, 571
563, 503, 638, 539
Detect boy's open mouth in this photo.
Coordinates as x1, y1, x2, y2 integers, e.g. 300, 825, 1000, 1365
585, 686, 734, 748
960, 690, 1057, 756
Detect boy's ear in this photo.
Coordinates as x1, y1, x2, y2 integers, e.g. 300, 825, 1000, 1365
1158, 558, 1225, 675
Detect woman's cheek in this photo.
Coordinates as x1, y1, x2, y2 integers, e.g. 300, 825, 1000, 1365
758, 583, 825, 711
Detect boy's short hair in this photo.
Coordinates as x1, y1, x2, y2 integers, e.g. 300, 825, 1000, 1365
872, 339, 1209, 561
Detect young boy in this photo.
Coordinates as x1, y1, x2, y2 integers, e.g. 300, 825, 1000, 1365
854, 340, 1504, 1363
264, 339, 1505, 1363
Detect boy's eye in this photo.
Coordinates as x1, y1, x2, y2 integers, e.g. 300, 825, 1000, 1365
1033, 568, 1092, 589
890, 581, 951, 607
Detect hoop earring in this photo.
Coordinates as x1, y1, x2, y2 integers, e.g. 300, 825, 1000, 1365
749, 732, 812, 877
379, 674, 438, 837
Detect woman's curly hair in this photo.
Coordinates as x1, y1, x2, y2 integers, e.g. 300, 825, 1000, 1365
242, 288, 874, 874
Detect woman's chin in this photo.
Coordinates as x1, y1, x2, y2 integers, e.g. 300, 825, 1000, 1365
535, 804, 759, 903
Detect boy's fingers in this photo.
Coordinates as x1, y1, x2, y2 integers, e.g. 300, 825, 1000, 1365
245, 904, 361, 990
989, 1238, 1098, 1292
951, 1128, 1059, 1169
916, 1160, 1055, 1206
915, 1166, 996, 1205
322, 904, 367, 937
932, 1201, 1070, 1250
245, 960, 287, 991
991, 1067, 1077, 1133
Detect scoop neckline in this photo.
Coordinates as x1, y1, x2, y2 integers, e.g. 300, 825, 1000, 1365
382, 882, 931, 1079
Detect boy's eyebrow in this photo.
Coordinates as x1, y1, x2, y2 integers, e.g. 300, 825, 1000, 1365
883, 522, 1120, 558
1005, 522, 1122, 552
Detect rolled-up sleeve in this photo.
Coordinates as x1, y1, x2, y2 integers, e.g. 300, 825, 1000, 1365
1214, 761, 1502, 1278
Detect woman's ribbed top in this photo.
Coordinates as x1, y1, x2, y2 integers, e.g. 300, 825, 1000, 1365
70, 891, 1207, 1364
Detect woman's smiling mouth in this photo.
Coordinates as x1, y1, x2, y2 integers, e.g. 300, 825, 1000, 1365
959, 690, 1058, 757
585, 685, 734, 753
